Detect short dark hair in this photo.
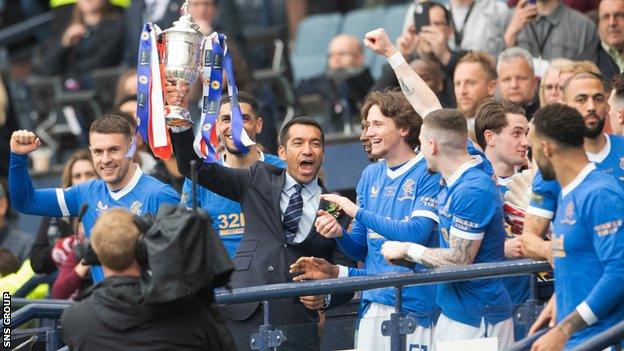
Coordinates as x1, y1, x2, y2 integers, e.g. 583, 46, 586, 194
532, 103, 584, 149
279, 117, 325, 147
474, 98, 526, 150
361, 90, 423, 148
90, 111, 135, 139
424, 109, 468, 136
610, 72, 624, 101
0, 248, 19, 276
423, 1, 451, 25
220, 91, 260, 117
562, 71, 606, 97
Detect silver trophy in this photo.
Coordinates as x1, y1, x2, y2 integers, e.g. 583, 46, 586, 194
162, 1, 204, 128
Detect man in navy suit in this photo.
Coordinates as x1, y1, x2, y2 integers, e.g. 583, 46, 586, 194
170, 117, 354, 351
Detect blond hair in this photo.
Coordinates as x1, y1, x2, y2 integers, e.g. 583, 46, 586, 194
91, 208, 140, 271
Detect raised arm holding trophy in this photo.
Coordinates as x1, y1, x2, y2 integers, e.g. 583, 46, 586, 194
136, 0, 253, 161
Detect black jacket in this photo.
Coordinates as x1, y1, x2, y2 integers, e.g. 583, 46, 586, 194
61, 276, 235, 351
171, 130, 356, 327
595, 45, 621, 82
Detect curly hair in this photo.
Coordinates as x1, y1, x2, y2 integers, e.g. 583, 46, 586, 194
360, 90, 423, 149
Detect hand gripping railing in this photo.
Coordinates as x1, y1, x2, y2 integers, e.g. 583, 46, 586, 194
12, 259, 551, 351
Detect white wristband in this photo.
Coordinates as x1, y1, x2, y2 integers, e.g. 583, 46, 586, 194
407, 243, 427, 264
387, 52, 407, 70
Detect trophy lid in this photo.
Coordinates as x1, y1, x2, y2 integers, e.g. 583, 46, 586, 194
165, 1, 201, 34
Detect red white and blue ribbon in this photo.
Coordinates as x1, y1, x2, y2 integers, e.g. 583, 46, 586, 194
136, 23, 172, 160
193, 33, 254, 162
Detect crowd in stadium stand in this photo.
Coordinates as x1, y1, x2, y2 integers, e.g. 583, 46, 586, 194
2, 0, 624, 350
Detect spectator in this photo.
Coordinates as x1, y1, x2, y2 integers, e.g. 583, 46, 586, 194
453, 51, 498, 141
123, 0, 180, 66
29, 149, 97, 275
411, 58, 455, 107
0, 248, 49, 299
297, 34, 373, 133
0, 180, 32, 263
113, 68, 137, 108
35, 0, 125, 90
497, 47, 540, 119
608, 72, 624, 135
507, 0, 599, 14
60, 208, 235, 350
538, 58, 573, 106
593, 0, 624, 81
188, 0, 218, 35
555, 61, 601, 104
504, 0, 598, 60
403, 0, 510, 56
375, 1, 459, 107
527, 104, 624, 349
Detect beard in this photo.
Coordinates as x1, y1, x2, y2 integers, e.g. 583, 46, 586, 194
583, 114, 605, 139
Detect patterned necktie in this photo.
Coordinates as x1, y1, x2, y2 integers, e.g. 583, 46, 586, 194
283, 184, 303, 242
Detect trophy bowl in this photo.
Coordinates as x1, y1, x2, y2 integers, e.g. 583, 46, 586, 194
163, 14, 204, 128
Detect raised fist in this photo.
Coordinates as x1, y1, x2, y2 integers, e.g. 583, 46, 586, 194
363, 28, 398, 58
10, 130, 41, 155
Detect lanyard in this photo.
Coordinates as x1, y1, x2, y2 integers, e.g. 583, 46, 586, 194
451, 1, 475, 48
529, 21, 554, 58
136, 23, 153, 144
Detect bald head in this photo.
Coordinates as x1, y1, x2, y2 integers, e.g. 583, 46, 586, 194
327, 34, 364, 71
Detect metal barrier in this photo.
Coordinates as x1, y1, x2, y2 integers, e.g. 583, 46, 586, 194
571, 320, 624, 351
12, 259, 551, 351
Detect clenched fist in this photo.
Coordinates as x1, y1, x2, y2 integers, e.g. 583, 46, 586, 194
363, 28, 398, 58
10, 130, 41, 155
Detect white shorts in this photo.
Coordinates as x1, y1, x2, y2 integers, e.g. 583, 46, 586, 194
356, 302, 434, 351
433, 313, 514, 351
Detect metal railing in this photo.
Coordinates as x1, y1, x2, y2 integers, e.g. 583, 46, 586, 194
11, 259, 552, 350
572, 320, 624, 351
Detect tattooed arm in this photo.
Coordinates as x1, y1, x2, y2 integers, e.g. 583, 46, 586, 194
363, 28, 442, 117
381, 234, 481, 268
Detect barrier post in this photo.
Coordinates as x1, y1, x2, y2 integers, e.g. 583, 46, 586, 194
250, 300, 286, 351
382, 285, 416, 351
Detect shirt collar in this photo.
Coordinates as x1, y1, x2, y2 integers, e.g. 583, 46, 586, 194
445, 155, 483, 187
107, 164, 143, 201
284, 172, 319, 196
539, 1, 564, 26
386, 153, 423, 179
561, 163, 596, 198
586, 134, 611, 164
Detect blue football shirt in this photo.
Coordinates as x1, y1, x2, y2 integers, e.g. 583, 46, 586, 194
337, 154, 440, 327
9, 153, 180, 281
435, 156, 512, 327
551, 164, 624, 348
528, 134, 624, 219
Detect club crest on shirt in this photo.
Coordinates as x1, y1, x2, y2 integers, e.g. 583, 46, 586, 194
560, 202, 576, 225
397, 179, 416, 201
438, 195, 452, 218
129, 201, 143, 215
97, 201, 109, 212
180, 191, 189, 206
551, 233, 566, 257
620, 157, 624, 170
370, 185, 379, 198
